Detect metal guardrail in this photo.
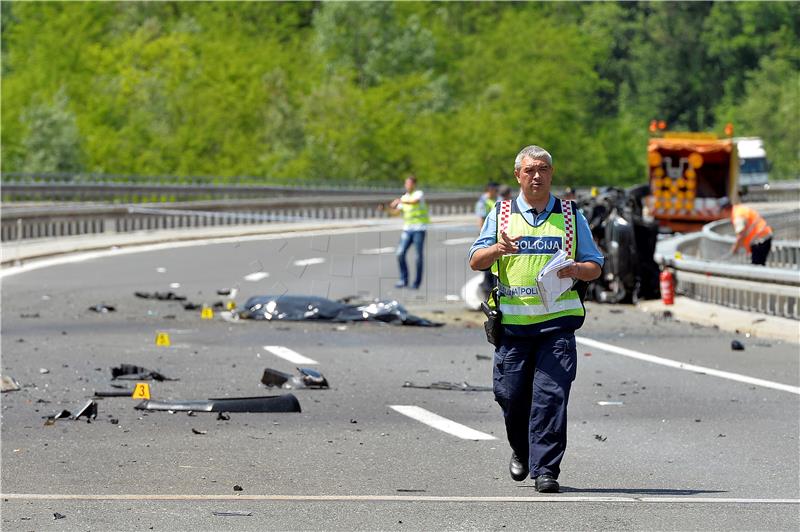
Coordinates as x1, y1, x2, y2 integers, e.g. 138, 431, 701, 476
740, 181, 800, 204
656, 210, 800, 319
0, 193, 477, 242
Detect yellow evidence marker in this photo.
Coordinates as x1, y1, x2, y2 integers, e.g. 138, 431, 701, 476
155, 331, 171, 347
132, 382, 151, 400
226, 301, 236, 310
201, 306, 214, 320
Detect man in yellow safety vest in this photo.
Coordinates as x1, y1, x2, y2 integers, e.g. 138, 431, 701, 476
469, 145, 603, 493
390, 175, 430, 289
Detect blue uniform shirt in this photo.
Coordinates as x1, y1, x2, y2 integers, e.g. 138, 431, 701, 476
469, 193, 604, 267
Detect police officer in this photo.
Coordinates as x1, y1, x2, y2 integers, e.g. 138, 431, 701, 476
469, 145, 603, 493
476, 182, 500, 295
390, 175, 430, 289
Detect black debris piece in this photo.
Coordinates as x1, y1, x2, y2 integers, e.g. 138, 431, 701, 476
233, 485, 243, 492
192, 428, 207, 435
609, 309, 624, 314
217, 412, 231, 421
89, 304, 116, 313
183, 302, 201, 311
110, 418, 119, 424
1, 375, 21, 393
111, 364, 176, 382
402, 381, 492, 392
212, 511, 252, 517
74, 401, 98, 421
396, 489, 426, 493
261, 367, 329, 389
53, 512, 66, 520
20, 312, 40, 318
135, 291, 187, 301
135, 394, 301, 413
94, 389, 133, 397
216, 288, 232, 296
731, 340, 745, 351
475, 354, 491, 361
237, 295, 442, 327
212, 301, 226, 309
44, 409, 72, 425
594, 434, 607, 442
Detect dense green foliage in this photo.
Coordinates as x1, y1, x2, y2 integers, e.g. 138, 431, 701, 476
2, 1, 798, 187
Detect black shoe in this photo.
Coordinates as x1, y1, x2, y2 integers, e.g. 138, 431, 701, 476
509, 453, 528, 481
535, 474, 559, 493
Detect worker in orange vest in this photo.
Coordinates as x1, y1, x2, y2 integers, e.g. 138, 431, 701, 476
719, 197, 773, 266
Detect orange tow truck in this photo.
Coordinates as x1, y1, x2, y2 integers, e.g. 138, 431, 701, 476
645, 129, 739, 233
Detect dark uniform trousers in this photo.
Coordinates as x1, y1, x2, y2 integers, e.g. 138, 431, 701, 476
493, 331, 577, 479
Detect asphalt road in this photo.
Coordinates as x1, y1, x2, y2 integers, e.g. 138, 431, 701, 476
2, 223, 799, 531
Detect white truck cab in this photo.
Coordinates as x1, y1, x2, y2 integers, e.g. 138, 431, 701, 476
734, 137, 770, 187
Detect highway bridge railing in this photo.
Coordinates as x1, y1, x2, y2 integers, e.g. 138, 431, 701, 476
656, 209, 800, 319
0, 193, 477, 242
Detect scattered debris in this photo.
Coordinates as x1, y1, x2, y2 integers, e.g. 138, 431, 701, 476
755, 342, 772, 348
396, 489, 427, 493
609, 309, 624, 314
74, 401, 98, 421
39, 368, 50, 374
217, 412, 231, 421
111, 364, 176, 382
594, 434, 607, 442
731, 340, 745, 351
752, 318, 766, 324
584, 352, 592, 357
597, 401, 624, 406
53, 512, 66, 520
191, 428, 207, 435
261, 367, 329, 389
212, 511, 252, 517
237, 295, 442, 326
135, 394, 301, 413
109, 418, 119, 424
475, 354, 491, 361
183, 302, 201, 311
350, 419, 358, 424
88, 304, 116, 313
169, 283, 181, 289
233, 485, 243, 492
717, 433, 726, 438
134, 291, 187, 301
402, 381, 492, 392
94, 389, 133, 397
20, 312, 40, 318
44, 409, 73, 425
1, 375, 21, 392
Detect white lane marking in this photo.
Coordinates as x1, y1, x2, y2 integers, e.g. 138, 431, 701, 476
359, 246, 396, 255
293, 257, 326, 267
2, 493, 797, 504
576, 336, 800, 395
390, 405, 496, 441
243, 271, 269, 282
0, 221, 463, 279
442, 237, 476, 246
263, 345, 318, 365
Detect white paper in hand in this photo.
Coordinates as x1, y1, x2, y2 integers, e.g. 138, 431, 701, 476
536, 249, 575, 311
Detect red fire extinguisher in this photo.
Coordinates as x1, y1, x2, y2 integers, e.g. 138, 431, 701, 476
660, 268, 675, 305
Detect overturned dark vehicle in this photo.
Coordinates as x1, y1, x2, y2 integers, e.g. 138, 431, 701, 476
579, 185, 661, 304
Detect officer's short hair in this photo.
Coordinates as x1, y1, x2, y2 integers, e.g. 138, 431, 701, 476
515, 145, 552, 171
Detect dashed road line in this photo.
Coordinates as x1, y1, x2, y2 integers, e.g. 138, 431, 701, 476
263, 345, 318, 365
293, 257, 326, 266
442, 237, 476, 246
359, 246, 396, 255
576, 336, 800, 395
243, 271, 269, 282
2, 493, 797, 504
390, 405, 496, 440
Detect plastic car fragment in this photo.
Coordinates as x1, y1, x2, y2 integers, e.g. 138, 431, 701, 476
135, 394, 301, 413
402, 381, 492, 392
261, 367, 329, 389
111, 364, 176, 382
